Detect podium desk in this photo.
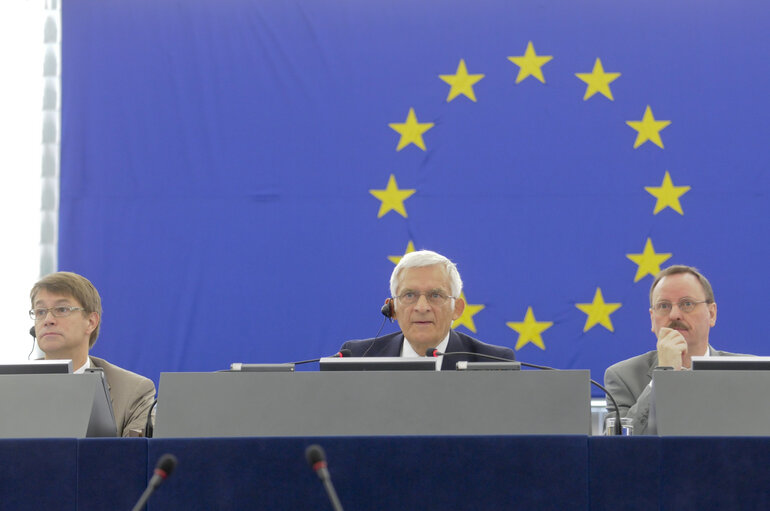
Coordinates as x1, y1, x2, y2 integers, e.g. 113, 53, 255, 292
0, 373, 116, 438
652, 370, 770, 436
154, 370, 591, 437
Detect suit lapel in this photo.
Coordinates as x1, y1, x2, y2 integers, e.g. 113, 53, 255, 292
645, 351, 659, 381
446, 330, 464, 353
371, 333, 404, 357
441, 331, 465, 370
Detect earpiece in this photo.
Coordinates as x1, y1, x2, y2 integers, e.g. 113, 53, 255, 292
367, 298, 395, 352
380, 298, 395, 320
28, 326, 37, 361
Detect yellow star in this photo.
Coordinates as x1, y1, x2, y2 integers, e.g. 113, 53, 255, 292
451, 292, 485, 333
507, 41, 553, 84
369, 174, 416, 218
645, 171, 691, 215
388, 108, 434, 151
626, 238, 672, 283
626, 106, 671, 149
575, 288, 622, 333
575, 58, 621, 101
388, 240, 416, 265
506, 307, 553, 351
439, 59, 485, 102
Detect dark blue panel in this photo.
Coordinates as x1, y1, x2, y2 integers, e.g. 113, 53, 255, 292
589, 437, 660, 511
77, 439, 149, 511
8, 437, 770, 509
149, 436, 588, 510
60, 0, 770, 394
0, 439, 77, 511
660, 437, 770, 511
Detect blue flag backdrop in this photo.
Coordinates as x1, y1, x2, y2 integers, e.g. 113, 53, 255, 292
60, 0, 769, 393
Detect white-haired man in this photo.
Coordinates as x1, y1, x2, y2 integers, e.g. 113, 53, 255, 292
341, 250, 514, 369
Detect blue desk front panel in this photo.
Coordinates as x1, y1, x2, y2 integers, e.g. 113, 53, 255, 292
149, 436, 589, 511
0, 439, 78, 511
77, 439, 149, 511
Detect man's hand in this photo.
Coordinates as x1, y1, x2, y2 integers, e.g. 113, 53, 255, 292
656, 327, 687, 370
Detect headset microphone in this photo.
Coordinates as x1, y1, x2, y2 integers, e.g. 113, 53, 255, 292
380, 298, 394, 321
367, 298, 396, 356
361, 298, 396, 357
27, 326, 37, 360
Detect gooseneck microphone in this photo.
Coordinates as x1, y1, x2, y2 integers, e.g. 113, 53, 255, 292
305, 444, 344, 511
292, 349, 352, 366
227, 350, 353, 373
130, 453, 178, 511
426, 349, 623, 435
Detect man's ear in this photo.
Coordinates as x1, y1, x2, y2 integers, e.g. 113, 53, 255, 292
453, 297, 466, 320
86, 312, 100, 334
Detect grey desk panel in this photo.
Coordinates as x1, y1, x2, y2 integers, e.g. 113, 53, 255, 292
653, 370, 770, 436
154, 370, 591, 437
0, 374, 117, 438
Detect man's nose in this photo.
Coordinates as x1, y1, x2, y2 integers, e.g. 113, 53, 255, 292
414, 294, 432, 311
668, 303, 684, 320
43, 310, 57, 324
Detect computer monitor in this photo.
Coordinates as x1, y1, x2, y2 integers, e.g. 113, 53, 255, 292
319, 356, 438, 371
691, 356, 770, 371
0, 360, 72, 375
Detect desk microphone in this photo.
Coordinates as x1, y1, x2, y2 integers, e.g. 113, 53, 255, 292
130, 453, 178, 511
426, 349, 623, 435
293, 349, 352, 365
306, 444, 344, 511
228, 350, 353, 373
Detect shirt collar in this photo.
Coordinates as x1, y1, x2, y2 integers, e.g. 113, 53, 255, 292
401, 332, 451, 370
73, 357, 91, 374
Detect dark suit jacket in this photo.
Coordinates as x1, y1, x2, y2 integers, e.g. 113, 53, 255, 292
603, 346, 743, 435
90, 356, 156, 437
341, 330, 515, 370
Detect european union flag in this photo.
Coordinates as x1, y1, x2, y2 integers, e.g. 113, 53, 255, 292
61, 0, 770, 393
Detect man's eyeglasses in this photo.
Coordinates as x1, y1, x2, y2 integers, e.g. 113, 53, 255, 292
29, 306, 86, 321
395, 291, 455, 306
651, 299, 709, 316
